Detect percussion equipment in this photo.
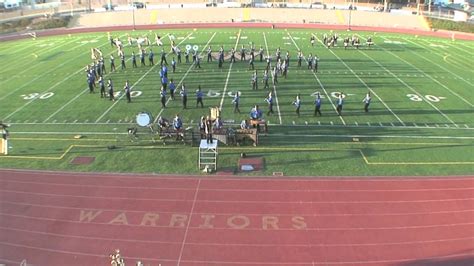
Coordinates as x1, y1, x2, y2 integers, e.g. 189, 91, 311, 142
136, 112, 153, 127
210, 107, 220, 121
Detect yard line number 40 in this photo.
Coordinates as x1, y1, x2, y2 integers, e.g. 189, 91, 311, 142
407, 94, 446, 103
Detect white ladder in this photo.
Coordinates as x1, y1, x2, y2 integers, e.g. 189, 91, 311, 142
198, 139, 218, 171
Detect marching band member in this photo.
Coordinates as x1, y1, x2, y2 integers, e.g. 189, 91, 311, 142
196, 85, 204, 108
132, 51, 137, 68
148, 49, 154, 66
265, 91, 274, 116
160, 49, 168, 66
263, 70, 269, 90
120, 52, 126, 70
107, 78, 115, 101
160, 86, 167, 108
307, 53, 313, 70
110, 54, 116, 72
98, 76, 106, 98
205, 115, 213, 144
313, 55, 319, 73
336, 93, 344, 116
140, 48, 146, 66
314, 92, 322, 116
363, 92, 371, 112
180, 84, 187, 109
158, 116, 170, 129
169, 79, 176, 100
232, 91, 241, 114
292, 94, 301, 117
173, 114, 184, 141
213, 116, 223, 130
124, 80, 132, 103
207, 45, 213, 62
297, 50, 303, 67
251, 70, 258, 90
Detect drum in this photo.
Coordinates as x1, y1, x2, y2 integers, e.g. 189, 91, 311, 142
136, 112, 153, 127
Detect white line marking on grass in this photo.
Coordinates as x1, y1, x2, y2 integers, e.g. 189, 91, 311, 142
312, 33, 405, 126
0, 37, 82, 84
218, 29, 242, 110
95, 68, 156, 123
354, 44, 457, 125
177, 179, 200, 266
11, 130, 474, 140
0, 34, 126, 103
404, 38, 473, 87
43, 52, 137, 123
377, 37, 473, 108
95, 34, 185, 123
263, 32, 282, 125
4, 63, 102, 121
154, 32, 213, 123
287, 32, 345, 125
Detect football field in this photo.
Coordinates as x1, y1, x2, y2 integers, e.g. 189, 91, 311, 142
0, 28, 473, 176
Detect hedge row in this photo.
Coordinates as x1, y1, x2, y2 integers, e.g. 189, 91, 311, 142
426, 17, 474, 33
0, 16, 72, 34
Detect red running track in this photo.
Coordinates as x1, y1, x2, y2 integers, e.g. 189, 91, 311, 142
0, 169, 473, 266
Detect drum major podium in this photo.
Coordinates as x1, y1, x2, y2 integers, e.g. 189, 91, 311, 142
198, 140, 218, 172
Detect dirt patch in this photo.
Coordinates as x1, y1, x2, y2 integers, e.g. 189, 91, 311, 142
70, 156, 95, 165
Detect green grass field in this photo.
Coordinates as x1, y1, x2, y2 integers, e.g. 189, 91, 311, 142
0, 28, 473, 176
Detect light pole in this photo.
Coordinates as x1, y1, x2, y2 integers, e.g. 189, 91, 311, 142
348, 0, 353, 30
132, 5, 136, 30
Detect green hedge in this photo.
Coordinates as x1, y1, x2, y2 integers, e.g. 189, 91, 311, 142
0, 16, 72, 34
30, 16, 71, 30
426, 17, 474, 33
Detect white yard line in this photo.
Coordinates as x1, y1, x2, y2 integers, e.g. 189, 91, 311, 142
10, 130, 474, 140
0, 34, 125, 102
0, 37, 84, 83
404, 38, 473, 87
96, 33, 193, 123
415, 39, 473, 71
43, 58, 134, 123
263, 32, 283, 125
287, 32, 346, 125
354, 43, 457, 125
312, 33, 406, 126
154, 32, 217, 123
8, 121, 474, 130
44, 33, 171, 123
94, 66, 157, 123
218, 29, 242, 110
376, 36, 473, 108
